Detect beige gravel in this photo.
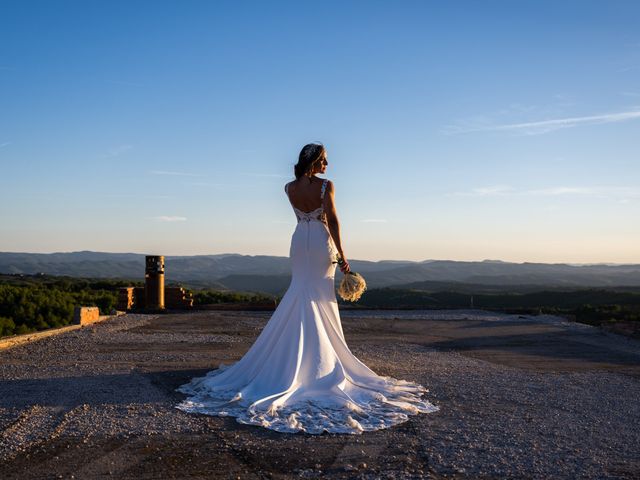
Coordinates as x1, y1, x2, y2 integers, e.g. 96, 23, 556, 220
1, 309, 639, 479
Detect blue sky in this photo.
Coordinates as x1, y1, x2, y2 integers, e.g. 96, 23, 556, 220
1, 0, 639, 263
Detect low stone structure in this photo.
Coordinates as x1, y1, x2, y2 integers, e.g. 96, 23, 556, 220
117, 287, 136, 310
115, 255, 194, 312
117, 286, 193, 311
73, 306, 101, 325
165, 287, 195, 309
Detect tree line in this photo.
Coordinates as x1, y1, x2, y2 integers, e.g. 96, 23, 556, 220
348, 287, 640, 336
0, 276, 125, 337
2, 273, 639, 339
0, 274, 276, 337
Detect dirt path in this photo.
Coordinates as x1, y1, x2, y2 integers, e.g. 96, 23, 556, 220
1, 310, 639, 479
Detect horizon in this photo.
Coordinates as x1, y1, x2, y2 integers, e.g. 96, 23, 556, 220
1, 1, 639, 263
0, 249, 636, 267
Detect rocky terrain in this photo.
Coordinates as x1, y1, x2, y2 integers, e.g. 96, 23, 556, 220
1, 309, 639, 479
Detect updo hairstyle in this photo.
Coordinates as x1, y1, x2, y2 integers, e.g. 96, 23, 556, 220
294, 142, 325, 180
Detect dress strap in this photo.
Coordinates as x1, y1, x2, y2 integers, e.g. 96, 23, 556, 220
320, 179, 328, 200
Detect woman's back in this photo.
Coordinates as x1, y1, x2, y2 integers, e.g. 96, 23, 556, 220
285, 177, 327, 213
285, 177, 336, 281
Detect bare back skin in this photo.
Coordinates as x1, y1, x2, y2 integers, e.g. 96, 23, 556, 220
285, 176, 350, 273
286, 177, 325, 212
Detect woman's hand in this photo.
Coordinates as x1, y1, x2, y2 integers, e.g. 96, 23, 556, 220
339, 256, 351, 274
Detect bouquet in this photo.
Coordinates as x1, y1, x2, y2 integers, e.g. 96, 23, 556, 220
333, 254, 367, 302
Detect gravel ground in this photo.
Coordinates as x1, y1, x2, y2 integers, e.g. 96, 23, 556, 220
0, 310, 639, 479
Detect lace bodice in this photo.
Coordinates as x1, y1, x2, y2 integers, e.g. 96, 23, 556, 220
285, 179, 328, 224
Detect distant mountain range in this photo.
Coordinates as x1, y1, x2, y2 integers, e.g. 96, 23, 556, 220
1, 251, 640, 295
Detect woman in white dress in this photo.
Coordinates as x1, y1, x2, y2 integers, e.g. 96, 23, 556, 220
175, 143, 439, 434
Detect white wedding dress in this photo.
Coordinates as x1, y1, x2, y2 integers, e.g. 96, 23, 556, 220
175, 179, 439, 434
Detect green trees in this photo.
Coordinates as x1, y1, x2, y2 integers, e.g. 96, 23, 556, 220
2, 272, 638, 339
0, 276, 120, 338
0, 316, 16, 336
193, 289, 276, 305
0, 273, 279, 338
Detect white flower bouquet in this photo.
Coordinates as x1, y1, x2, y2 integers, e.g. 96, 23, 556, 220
333, 254, 367, 302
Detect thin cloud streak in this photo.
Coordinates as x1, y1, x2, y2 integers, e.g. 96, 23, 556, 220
150, 170, 204, 177
525, 186, 640, 197
153, 216, 187, 222
450, 185, 640, 199
526, 187, 595, 195
101, 145, 132, 158
240, 173, 290, 178
450, 185, 515, 197
445, 109, 640, 135
98, 193, 173, 199
187, 182, 226, 187
476, 186, 514, 196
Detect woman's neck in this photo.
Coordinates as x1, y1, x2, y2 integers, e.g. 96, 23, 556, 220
298, 174, 316, 184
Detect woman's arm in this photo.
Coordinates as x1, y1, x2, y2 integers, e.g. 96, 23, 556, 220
323, 181, 351, 273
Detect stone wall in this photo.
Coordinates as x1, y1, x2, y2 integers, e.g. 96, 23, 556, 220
73, 306, 101, 325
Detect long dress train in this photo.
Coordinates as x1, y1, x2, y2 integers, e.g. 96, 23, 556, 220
174, 178, 439, 434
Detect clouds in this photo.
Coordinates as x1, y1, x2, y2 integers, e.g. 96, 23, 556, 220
450, 185, 640, 202
152, 216, 187, 222
445, 109, 640, 136
240, 173, 290, 178
452, 186, 516, 197
98, 193, 173, 199
150, 170, 204, 177
525, 187, 597, 196
148, 171, 288, 181
185, 181, 227, 187
101, 145, 133, 158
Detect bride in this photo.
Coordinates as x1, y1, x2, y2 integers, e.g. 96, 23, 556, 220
175, 143, 439, 434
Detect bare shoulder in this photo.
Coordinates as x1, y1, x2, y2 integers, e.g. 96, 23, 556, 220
324, 179, 335, 192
